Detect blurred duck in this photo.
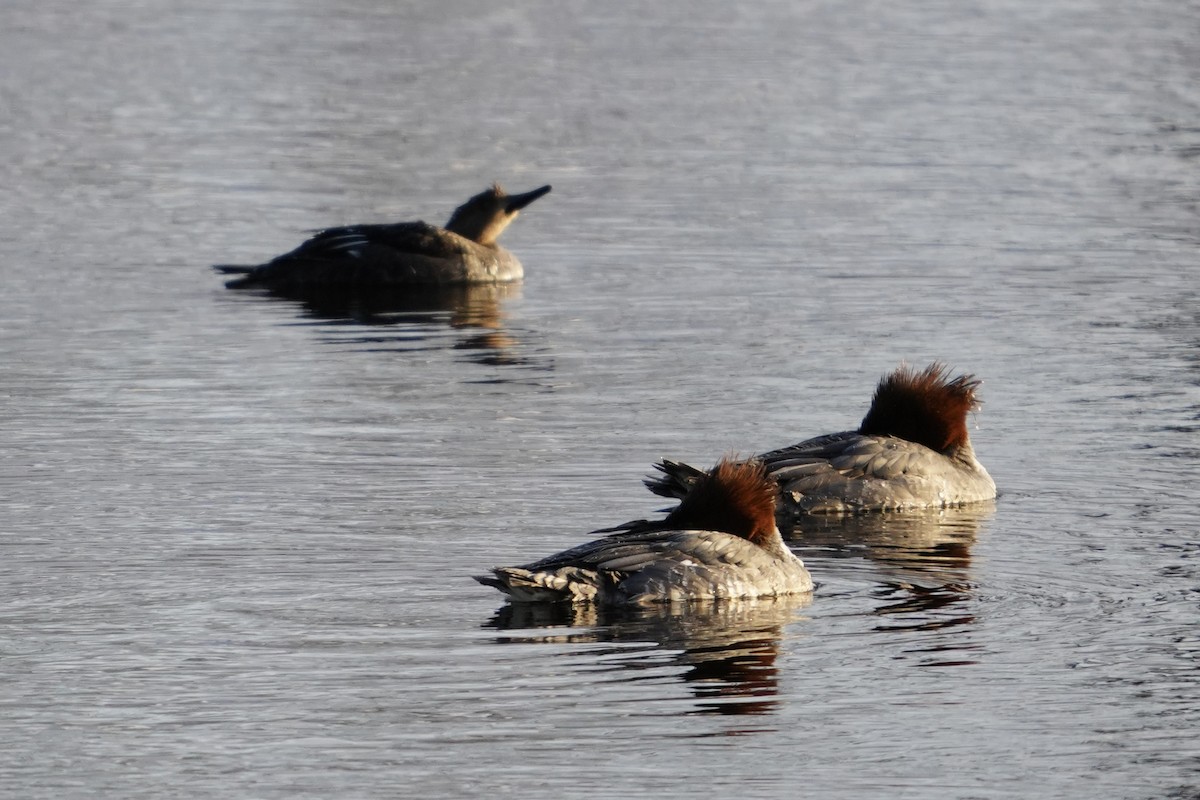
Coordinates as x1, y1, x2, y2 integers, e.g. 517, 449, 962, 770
216, 183, 551, 292
647, 363, 996, 515
476, 460, 813, 605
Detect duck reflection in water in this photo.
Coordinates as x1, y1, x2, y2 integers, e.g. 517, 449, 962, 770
485, 595, 811, 720
233, 282, 544, 368
786, 502, 995, 666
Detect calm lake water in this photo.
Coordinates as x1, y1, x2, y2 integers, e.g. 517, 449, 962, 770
2, 1, 1198, 798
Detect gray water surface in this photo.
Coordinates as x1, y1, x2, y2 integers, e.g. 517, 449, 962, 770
2, 1, 1198, 798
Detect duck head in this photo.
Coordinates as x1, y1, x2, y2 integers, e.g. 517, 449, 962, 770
662, 458, 779, 546
444, 183, 552, 246
858, 363, 982, 454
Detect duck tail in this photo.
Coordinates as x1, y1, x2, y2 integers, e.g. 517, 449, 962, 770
213, 264, 262, 289
212, 264, 255, 274
643, 458, 706, 499
474, 568, 601, 603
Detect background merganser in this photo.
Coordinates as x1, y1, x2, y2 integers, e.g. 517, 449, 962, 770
476, 459, 813, 605
216, 183, 551, 294
647, 363, 996, 515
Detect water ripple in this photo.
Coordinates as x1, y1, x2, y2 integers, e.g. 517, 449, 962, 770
483, 596, 812, 723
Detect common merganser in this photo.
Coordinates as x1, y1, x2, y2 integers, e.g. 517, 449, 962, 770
646, 363, 996, 515
476, 459, 814, 605
216, 183, 551, 293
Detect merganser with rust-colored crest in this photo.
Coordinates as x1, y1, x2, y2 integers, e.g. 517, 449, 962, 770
216, 183, 551, 293
476, 459, 813, 605
646, 363, 996, 515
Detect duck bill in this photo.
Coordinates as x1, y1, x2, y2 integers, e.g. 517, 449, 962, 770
505, 185, 552, 213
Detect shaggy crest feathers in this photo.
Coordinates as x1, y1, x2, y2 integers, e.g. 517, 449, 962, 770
858, 363, 980, 454
661, 458, 777, 545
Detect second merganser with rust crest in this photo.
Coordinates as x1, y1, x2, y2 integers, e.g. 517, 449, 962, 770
476, 459, 813, 605
647, 363, 996, 515
216, 183, 551, 293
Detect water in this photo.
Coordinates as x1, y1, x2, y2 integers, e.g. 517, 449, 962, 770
2, 0, 1198, 797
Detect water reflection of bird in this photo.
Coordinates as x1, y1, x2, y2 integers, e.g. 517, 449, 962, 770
789, 503, 994, 664
233, 282, 543, 368
485, 595, 811, 719
647, 364, 996, 515
215, 183, 551, 294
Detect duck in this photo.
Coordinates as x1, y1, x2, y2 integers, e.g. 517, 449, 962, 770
476, 459, 813, 605
215, 183, 551, 293
646, 363, 996, 515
